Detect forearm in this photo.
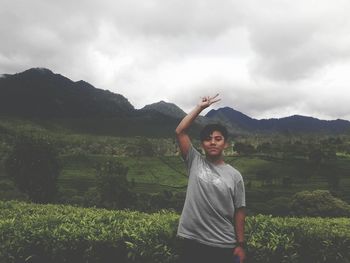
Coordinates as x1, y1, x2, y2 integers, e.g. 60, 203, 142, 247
234, 207, 246, 243
175, 105, 204, 135
175, 94, 220, 158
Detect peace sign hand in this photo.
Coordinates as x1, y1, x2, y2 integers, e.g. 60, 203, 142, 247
198, 94, 221, 109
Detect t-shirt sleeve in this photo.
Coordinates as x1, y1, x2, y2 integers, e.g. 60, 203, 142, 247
234, 176, 246, 208
184, 144, 200, 171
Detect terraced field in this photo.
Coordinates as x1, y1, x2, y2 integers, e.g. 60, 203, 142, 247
56, 152, 350, 213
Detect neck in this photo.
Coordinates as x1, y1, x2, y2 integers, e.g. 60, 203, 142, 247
206, 154, 225, 165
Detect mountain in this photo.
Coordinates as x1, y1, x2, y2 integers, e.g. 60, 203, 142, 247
205, 107, 255, 133
140, 100, 186, 119
0, 68, 135, 118
206, 107, 350, 134
1, 67, 349, 136
0, 68, 184, 137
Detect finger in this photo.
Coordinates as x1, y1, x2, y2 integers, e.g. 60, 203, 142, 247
210, 98, 221, 104
210, 93, 219, 100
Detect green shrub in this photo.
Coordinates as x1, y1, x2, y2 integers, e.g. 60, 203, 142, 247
1, 201, 350, 263
246, 215, 298, 263
290, 190, 350, 217
246, 215, 350, 263
0, 201, 179, 263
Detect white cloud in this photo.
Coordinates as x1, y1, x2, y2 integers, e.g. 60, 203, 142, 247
245, 0, 350, 82
1, 0, 350, 120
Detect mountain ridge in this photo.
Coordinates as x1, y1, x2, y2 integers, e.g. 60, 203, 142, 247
206, 107, 350, 134
140, 100, 187, 119
0, 67, 135, 118
1, 67, 349, 135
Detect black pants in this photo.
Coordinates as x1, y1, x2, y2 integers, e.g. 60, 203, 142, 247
179, 238, 240, 263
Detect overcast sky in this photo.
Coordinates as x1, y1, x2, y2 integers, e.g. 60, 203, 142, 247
1, 0, 350, 120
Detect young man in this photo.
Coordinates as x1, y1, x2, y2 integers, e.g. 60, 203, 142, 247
175, 94, 246, 263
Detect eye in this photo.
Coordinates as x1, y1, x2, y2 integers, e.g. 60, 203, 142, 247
214, 136, 223, 141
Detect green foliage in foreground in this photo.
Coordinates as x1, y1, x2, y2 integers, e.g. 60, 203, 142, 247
1, 201, 350, 263
0, 201, 178, 263
246, 215, 350, 263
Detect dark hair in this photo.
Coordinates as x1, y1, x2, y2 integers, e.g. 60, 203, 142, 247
199, 123, 228, 142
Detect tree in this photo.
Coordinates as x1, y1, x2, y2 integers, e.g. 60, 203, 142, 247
308, 147, 337, 166
5, 136, 60, 203
233, 142, 255, 155
96, 159, 135, 209
256, 142, 272, 155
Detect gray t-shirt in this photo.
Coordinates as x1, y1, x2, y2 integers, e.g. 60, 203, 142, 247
177, 145, 246, 248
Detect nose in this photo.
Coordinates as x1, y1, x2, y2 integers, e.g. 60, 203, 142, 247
210, 138, 216, 145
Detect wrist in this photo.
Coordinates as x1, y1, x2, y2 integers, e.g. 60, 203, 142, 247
196, 104, 206, 110
236, 241, 246, 249
194, 105, 207, 113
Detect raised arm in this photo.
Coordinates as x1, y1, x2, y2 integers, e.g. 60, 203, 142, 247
175, 94, 220, 159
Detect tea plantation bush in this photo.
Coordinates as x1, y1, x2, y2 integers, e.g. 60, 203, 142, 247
246, 215, 350, 263
1, 201, 350, 263
0, 201, 178, 263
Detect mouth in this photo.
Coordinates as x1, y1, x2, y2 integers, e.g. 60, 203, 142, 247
206, 148, 220, 156
208, 148, 219, 152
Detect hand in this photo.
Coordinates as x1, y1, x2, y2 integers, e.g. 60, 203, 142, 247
198, 94, 221, 109
233, 246, 246, 263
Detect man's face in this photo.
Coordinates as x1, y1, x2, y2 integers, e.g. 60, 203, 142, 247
201, 130, 228, 157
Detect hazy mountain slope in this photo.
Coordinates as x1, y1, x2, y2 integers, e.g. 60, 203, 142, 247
206, 107, 350, 134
